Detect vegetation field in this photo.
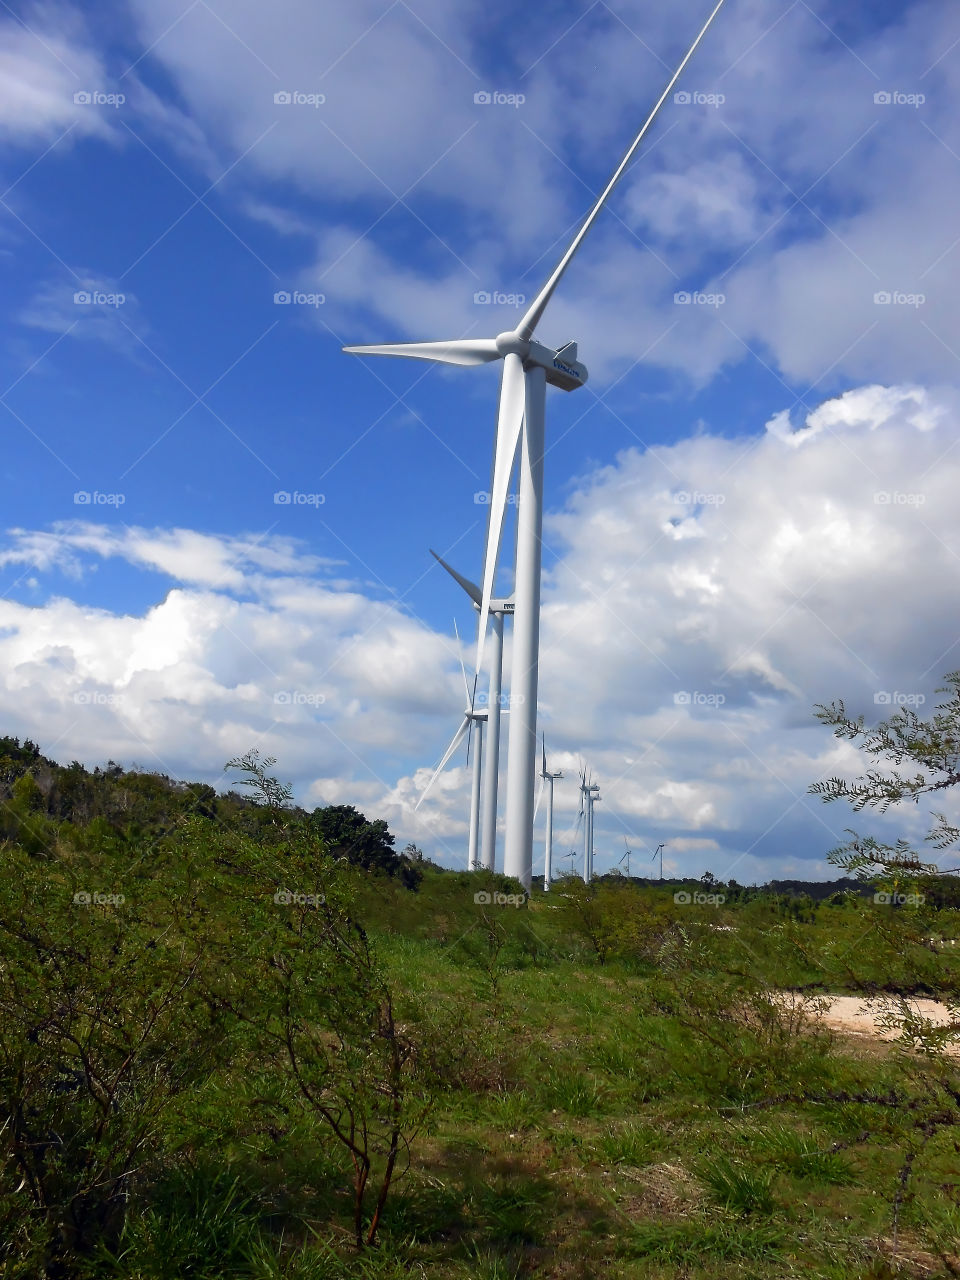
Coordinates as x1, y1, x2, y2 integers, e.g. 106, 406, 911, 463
2, 721, 960, 1278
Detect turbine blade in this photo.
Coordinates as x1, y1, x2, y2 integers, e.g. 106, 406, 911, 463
541, 732, 547, 778
475, 353, 525, 680
431, 549, 482, 606
415, 715, 471, 809
533, 770, 545, 822
343, 339, 501, 367
516, 0, 726, 341
453, 618, 471, 706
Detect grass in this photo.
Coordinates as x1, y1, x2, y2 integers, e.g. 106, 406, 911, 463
11, 869, 960, 1279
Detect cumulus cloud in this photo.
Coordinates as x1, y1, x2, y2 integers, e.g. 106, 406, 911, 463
1, 386, 959, 881
0, 8, 120, 145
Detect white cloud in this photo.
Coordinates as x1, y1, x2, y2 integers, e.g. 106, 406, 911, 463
1, 385, 959, 880
0, 9, 118, 144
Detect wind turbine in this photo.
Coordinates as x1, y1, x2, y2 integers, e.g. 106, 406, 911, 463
579, 768, 600, 883
415, 621, 488, 870
618, 837, 631, 879
430, 549, 513, 871
537, 735, 563, 891
653, 841, 666, 881
344, 1, 727, 889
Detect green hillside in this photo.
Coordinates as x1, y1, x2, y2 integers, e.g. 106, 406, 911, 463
1, 739, 959, 1278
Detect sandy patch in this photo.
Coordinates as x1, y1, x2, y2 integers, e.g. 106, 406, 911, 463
781, 992, 960, 1055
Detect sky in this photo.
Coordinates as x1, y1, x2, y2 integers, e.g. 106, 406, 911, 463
1, 0, 959, 883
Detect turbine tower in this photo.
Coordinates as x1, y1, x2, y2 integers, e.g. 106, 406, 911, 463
415, 624, 488, 870
580, 769, 601, 882
430, 550, 513, 871
537, 735, 563, 891
344, 1, 726, 889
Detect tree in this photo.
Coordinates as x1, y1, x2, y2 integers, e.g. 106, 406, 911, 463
309, 805, 410, 881
0, 837, 223, 1277
197, 829, 438, 1249
809, 672, 960, 883
224, 750, 293, 810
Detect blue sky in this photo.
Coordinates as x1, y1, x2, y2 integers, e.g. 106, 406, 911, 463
2, 0, 960, 882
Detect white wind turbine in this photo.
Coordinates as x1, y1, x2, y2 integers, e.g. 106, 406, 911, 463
536, 734, 563, 892
344, 1, 726, 889
580, 769, 601, 883
430, 549, 513, 872
415, 621, 489, 870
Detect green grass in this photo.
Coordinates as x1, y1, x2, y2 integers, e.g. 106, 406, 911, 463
8, 860, 960, 1280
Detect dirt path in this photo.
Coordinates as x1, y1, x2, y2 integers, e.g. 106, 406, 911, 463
785, 992, 960, 1055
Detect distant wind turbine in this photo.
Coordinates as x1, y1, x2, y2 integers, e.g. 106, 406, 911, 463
653, 842, 666, 881
536, 735, 563, 891
415, 620, 488, 870
618, 837, 631, 879
579, 768, 601, 883
345, 0, 727, 888
430, 549, 513, 871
